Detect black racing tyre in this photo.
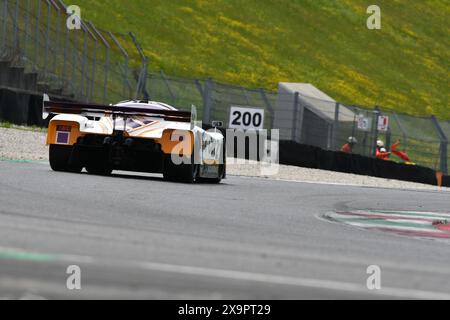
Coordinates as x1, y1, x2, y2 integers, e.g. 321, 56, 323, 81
163, 155, 198, 183
49, 144, 82, 173
197, 142, 226, 184
85, 165, 113, 176
197, 164, 225, 184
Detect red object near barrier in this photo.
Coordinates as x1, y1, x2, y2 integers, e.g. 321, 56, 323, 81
391, 140, 411, 162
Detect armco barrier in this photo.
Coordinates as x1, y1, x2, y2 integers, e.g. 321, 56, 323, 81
0, 88, 46, 126
279, 140, 449, 187
1, 91, 449, 187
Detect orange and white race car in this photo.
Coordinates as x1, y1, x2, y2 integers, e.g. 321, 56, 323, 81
43, 94, 226, 183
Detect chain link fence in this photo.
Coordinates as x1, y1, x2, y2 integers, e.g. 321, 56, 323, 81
0, 0, 139, 103
1, 0, 448, 174
143, 72, 449, 174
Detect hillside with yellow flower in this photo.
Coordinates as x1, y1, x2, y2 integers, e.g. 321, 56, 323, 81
75, 0, 449, 118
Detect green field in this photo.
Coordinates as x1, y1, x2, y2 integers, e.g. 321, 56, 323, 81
75, 0, 449, 118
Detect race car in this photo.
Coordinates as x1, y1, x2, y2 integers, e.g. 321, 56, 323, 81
42, 94, 226, 183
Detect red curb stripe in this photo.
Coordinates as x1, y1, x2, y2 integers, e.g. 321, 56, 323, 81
334, 211, 436, 222
370, 227, 450, 239
434, 223, 450, 233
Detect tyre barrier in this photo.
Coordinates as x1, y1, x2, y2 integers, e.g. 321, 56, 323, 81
0, 88, 46, 126
279, 140, 449, 187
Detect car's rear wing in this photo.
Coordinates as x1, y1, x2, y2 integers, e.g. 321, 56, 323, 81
42, 94, 192, 123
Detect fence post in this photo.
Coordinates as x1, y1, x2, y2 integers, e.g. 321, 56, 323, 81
108, 31, 130, 99
90, 38, 97, 102
81, 24, 89, 100
259, 88, 274, 130
56, 0, 69, 89
195, 79, 204, 97
392, 112, 407, 145
62, 15, 69, 87
35, 0, 41, 69
90, 22, 111, 103
1, 0, 7, 54
23, 0, 31, 59
332, 102, 340, 150
291, 92, 299, 142
129, 31, 149, 100
71, 29, 77, 97
350, 107, 358, 152
375, 106, 391, 149
242, 87, 251, 105
12, 0, 19, 51
84, 22, 98, 102
83, 21, 98, 101
371, 108, 380, 157
44, 0, 51, 76
100, 31, 109, 103
160, 70, 176, 104
431, 116, 448, 175
50, 0, 61, 79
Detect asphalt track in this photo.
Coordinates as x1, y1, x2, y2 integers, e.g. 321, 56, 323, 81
1, 160, 450, 299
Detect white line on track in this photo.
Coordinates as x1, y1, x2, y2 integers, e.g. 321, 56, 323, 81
135, 261, 450, 300
2, 246, 450, 299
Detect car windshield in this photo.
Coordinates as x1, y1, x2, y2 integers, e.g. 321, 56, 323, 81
114, 102, 177, 111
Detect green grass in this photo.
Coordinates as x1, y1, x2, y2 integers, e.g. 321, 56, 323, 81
72, 0, 449, 118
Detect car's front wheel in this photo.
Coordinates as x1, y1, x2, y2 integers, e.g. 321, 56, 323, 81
197, 164, 225, 184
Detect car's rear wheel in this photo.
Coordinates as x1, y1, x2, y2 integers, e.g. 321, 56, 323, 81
49, 144, 82, 173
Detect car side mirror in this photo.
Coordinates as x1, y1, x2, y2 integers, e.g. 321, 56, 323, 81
211, 121, 223, 128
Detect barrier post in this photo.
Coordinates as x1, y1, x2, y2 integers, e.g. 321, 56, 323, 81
50, 0, 61, 78
23, 0, 31, 58
57, 0, 70, 88
260, 88, 275, 130
332, 102, 340, 150
291, 92, 299, 142
83, 22, 98, 102
431, 115, 448, 175
35, 0, 41, 68
241, 86, 250, 105
392, 112, 408, 146
160, 70, 176, 104
375, 106, 391, 148
108, 31, 130, 99
12, 0, 19, 50
202, 78, 214, 124
80, 23, 88, 100
371, 108, 380, 157
90, 22, 111, 103
71, 27, 77, 97
44, 0, 51, 76
195, 79, 204, 98
1, 0, 7, 54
